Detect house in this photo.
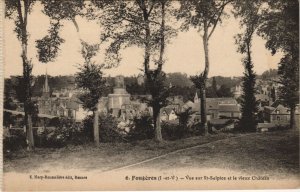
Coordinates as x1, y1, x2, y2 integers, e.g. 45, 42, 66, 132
206, 97, 238, 104
263, 103, 300, 126
181, 94, 240, 122
161, 108, 177, 122
218, 104, 241, 118
206, 100, 219, 120
264, 105, 290, 125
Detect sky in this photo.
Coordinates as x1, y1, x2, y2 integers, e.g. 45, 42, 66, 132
3, 3, 283, 78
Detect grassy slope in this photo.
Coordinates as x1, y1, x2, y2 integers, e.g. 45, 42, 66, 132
4, 130, 299, 179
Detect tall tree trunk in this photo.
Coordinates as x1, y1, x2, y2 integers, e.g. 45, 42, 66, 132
152, 0, 166, 142
19, 0, 35, 150
25, 114, 34, 150
290, 106, 296, 129
93, 109, 100, 146
154, 107, 163, 142
200, 85, 208, 135
23, 56, 35, 150
201, 23, 210, 135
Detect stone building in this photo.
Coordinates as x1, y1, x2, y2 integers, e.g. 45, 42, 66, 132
107, 75, 131, 116
98, 75, 152, 120
37, 70, 88, 121
263, 102, 300, 126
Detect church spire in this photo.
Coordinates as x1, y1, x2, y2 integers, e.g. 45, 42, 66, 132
43, 68, 50, 95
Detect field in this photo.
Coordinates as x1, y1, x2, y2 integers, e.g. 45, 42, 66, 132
4, 129, 299, 180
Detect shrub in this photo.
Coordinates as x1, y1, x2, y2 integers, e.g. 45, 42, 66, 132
82, 115, 94, 140
126, 115, 154, 141
37, 117, 88, 148
3, 133, 27, 152
99, 115, 125, 142
83, 115, 126, 143
187, 122, 208, 135
161, 121, 186, 140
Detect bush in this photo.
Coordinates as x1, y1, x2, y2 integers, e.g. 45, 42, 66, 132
99, 115, 126, 142
82, 115, 94, 140
37, 117, 89, 148
83, 115, 126, 143
3, 133, 27, 152
126, 115, 154, 141
161, 121, 186, 140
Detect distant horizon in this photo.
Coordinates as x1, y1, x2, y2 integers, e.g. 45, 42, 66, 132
4, 68, 278, 79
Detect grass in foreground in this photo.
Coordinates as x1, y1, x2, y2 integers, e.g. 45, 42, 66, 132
4, 129, 299, 179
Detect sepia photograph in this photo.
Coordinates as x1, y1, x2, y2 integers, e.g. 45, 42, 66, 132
1, 0, 299, 191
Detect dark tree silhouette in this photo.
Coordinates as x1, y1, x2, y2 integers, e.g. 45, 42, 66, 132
5, 0, 38, 150
94, 0, 176, 142
233, 0, 261, 131
75, 41, 107, 145
258, 0, 299, 129
177, 0, 232, 135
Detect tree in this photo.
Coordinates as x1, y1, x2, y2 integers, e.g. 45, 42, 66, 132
270, 87, 276, 102
233, 0, 261, 132
75, 41, 107, 145
95, 0, 176, 142
206, 77, 218, 98
5, 0, 87, 151
217, 84, 233, 97
165, 73, 193, 88
36, 20, 65, 64
212, 77, 218, 97
175, 107, 195, 130
277, 56, 299, 129
5, 0, 38, 150
258, 0, 299, 129
177, 0, 232, 135
261, 69, 278, 80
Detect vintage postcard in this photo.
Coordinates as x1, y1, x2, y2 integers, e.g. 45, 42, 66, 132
1, 0, 299, 191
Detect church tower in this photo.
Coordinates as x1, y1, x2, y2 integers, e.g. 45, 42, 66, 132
38, 68, 52, 115
42, 68, 50, 98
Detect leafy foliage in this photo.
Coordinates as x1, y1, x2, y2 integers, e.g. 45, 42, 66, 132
146, 70, 171, 110
260, 69, 278, 80
175, 107, 195, 129
36, 20, 65, 63
75, 41, 107, 112
257, 0, 299, 55
178, 0, 232, 132
5, 0, 37, 40
161, 121, 186, 140
233, 0, 260, 132
258, 0, 299, 128
177, 0, 231, 35
4, 132, 27, 152
126, 115, 155, 141
216, 84, 233, 97
41, 0, 85, 21
83, 115, 126, 143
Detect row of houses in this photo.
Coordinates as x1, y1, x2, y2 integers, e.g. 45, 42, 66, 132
161, 93, 241, 122
5, 72, 298, 131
